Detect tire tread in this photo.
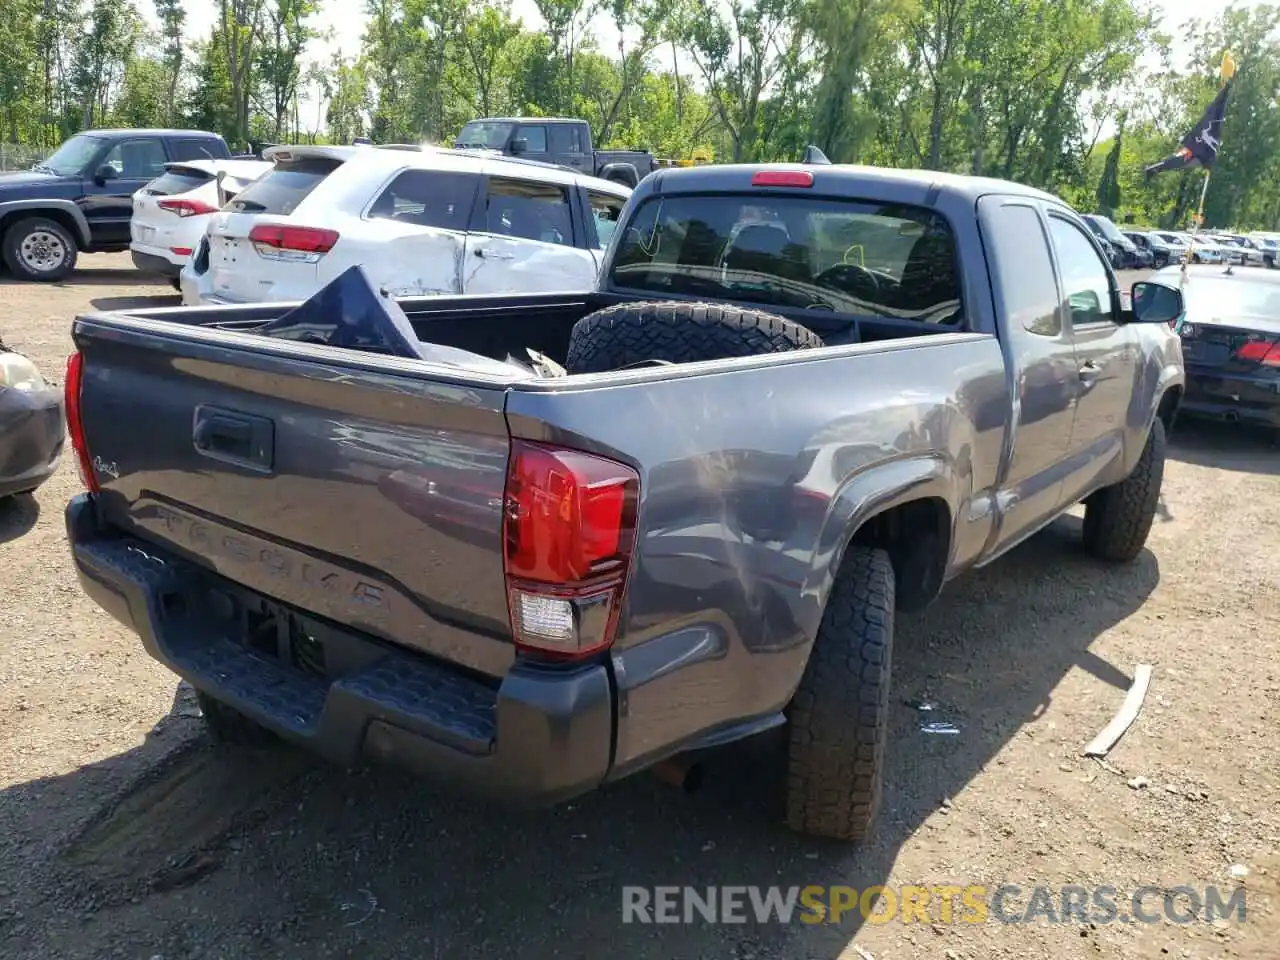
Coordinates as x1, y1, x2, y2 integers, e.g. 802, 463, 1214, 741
564, 300, 823, 373
784, 546, 894, 841
1082, 418, 1166, 562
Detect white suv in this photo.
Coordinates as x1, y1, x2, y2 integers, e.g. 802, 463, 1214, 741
179, 145, 631, 306
131, 158, 271, 287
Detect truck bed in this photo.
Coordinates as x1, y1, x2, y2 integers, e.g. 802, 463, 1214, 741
66, 289, 1008, 789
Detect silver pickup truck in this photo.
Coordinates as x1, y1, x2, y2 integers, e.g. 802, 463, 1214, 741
62, 161, 1186, 843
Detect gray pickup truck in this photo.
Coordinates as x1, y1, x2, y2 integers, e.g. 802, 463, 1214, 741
63, 161, 1186, 842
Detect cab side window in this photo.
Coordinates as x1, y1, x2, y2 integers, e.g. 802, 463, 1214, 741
101, 138, 168, 179
586, 191, 625, 250
986, 202, 1061, 337
516, 125, 548, 153
171, 138, 221, 161
1049, 216, 1114, 327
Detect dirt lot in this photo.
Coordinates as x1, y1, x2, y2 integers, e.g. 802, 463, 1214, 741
0, 254, 1277, 960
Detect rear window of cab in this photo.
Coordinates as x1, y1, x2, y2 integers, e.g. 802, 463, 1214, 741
608, 194, 962, 325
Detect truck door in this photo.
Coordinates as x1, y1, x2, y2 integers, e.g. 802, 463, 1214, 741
82, 137, 169, 247
330, 167, 478, 297
551, 123, 590, 172
976, 197, 1082, 554
511, 123, 551, 165
464, 174, 598, 294
1044, 213, 1139, 502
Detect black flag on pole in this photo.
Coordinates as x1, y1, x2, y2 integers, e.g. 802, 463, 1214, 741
1144, 80, 1232, 180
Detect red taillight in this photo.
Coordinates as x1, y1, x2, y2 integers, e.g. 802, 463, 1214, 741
751, 170, 814, 187
64, 351, 99, 494
502, 441, 639, 660
156, 198, 218, 218
170, 246, 193, 256
1235, 340, 1280, 366
248, 224, 339, 261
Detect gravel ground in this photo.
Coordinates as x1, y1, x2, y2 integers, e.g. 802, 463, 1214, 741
0, 256, 1277, 960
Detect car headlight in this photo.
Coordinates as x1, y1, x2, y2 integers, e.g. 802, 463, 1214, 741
1179, 324, 1196, 339
0, 351, 48, 391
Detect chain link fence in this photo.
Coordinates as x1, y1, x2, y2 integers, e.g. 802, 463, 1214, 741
0, 145, 51, 172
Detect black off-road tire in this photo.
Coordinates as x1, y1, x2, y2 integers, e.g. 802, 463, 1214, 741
1082, 418, 1166, 563
196, 691, 277, 748
2, 216, 78, 282
784, 546, 895, 842
564, 300, 823, 374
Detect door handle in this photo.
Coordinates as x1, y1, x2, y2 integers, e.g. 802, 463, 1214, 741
194, 416, 251, 453
193, 404, 274, 472
475, 248, 514, 260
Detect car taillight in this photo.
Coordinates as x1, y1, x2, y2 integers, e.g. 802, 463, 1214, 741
502, 441, 639, 660
1235, 340, 1280, 366
156, 198, 218, 218
64, 351, 99, 494
248, 224, 339, 263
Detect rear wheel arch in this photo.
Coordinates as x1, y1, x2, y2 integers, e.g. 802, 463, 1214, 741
808, 457, 958, 620
848, 496, 953, 613
598, 163, 639, 188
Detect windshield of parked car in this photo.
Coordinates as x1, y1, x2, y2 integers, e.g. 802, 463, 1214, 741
455, 121, 513, 150
37, 133, 104, 176
609, 194, 963, 325
1181, 275, 1280, 320
1086, 215, 1128, 243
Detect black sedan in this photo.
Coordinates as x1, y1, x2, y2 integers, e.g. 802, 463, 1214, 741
1166, 265, 1280, 432
1124, 230, 1173, 268
0, 343, 64, 499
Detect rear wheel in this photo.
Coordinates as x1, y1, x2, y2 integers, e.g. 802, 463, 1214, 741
564, 300, 823, 374
1082, 418, 1166, 562
784, 546, 895, 842
2, 217, 78, 282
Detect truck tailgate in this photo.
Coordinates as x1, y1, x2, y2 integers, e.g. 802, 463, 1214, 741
73, 315, 518, 679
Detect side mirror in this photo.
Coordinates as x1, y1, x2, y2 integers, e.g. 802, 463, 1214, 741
1130, 281, 1184, 325
509, 138, 528, 155
95, 164, 118, 184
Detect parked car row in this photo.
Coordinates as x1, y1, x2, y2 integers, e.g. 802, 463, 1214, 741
1079, 210, 1280, 272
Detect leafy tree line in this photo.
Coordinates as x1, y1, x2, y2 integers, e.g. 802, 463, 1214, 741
1, 0, 1277, 229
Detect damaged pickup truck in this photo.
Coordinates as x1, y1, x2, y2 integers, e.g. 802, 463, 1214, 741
64, 161, 1186, 842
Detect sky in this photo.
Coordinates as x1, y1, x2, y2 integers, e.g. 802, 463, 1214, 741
145, 0, 1260, 131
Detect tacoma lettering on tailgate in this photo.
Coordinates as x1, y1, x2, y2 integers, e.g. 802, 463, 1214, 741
145, 504, 391, 617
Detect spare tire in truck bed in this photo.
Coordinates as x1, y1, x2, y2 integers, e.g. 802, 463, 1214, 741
564, 300, 824, 374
